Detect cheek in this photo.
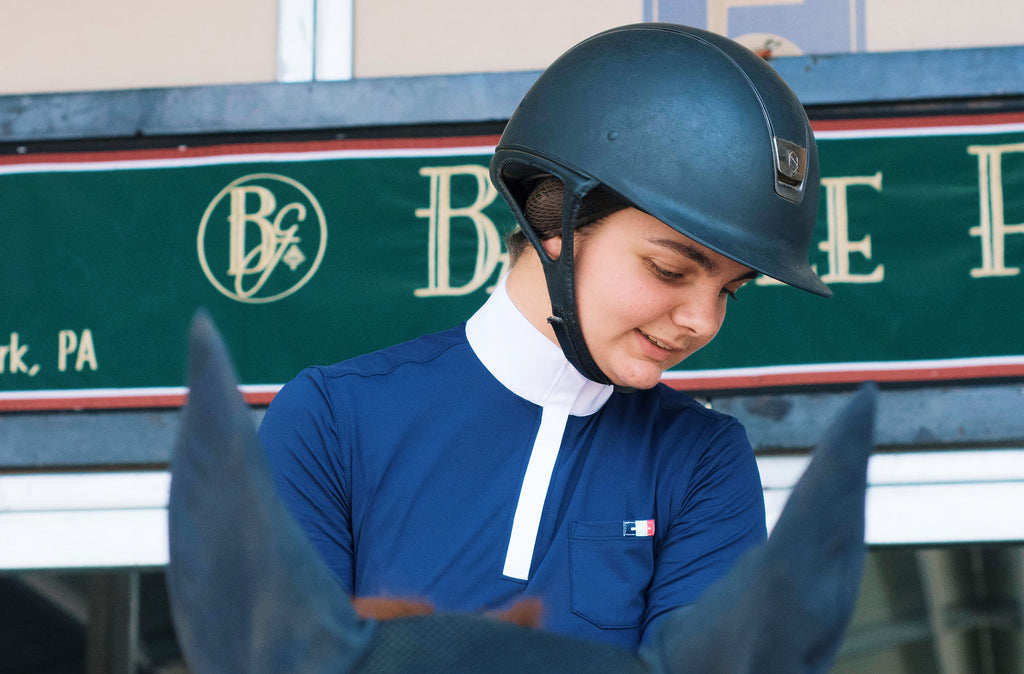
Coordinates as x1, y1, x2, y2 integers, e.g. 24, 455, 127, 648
579, 274, 669, 336
573, 244, 671, 334
580, 263, 643, 309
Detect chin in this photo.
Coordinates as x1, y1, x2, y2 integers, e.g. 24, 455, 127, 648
609, 366, 665, 390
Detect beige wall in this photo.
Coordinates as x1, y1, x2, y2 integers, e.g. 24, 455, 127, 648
0, 0, 278, 95
865, 0, 1024, 52
1, 0, 1023, 96
352, 0, 643, 78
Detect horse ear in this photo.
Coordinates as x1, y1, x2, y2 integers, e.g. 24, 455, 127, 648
641, 383, 877, 674
166, 311, 375, 673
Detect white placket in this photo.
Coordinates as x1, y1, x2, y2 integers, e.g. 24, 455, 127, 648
502, 380, 572, 580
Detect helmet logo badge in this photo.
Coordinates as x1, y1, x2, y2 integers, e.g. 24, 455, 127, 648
773, 137, 808, 203
784, 149, 800, 176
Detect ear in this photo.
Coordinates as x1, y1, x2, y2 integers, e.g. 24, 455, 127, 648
541, 235, 562, 260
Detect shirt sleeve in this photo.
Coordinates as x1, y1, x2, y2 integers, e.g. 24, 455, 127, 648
258, 367, 355, 592
640, 416, 767, 645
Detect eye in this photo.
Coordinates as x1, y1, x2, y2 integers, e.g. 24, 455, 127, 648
721, 279, 753, 301
647, 260, 683, 281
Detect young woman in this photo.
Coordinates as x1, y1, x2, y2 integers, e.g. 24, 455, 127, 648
258, 23, 830, 650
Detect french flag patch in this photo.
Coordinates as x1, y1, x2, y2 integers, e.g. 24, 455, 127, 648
623, 519, 655, 537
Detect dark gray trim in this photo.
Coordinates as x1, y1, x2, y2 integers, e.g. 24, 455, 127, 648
4, 384, 1024, 469
0, 72, 538, 144
0, 408, 264, 470
773, 45, 1024, 106
3, 45, 1024, 144
711, 382, 1024, 452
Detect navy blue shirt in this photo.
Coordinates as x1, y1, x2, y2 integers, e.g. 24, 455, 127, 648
259, 281, 766, 650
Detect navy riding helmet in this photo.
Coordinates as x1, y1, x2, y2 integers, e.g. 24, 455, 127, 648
490, 23, 829, 385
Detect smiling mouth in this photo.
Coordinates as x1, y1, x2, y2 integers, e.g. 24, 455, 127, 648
638, 329, 674, 352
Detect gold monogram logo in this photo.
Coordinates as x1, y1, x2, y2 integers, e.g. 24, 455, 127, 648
198, 173, 327, 303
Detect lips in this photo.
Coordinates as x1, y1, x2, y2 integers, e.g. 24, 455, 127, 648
641, 330, 671, 350
637, 329, 677, 356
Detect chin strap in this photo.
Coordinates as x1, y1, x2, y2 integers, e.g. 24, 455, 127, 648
535, 179, 617, 387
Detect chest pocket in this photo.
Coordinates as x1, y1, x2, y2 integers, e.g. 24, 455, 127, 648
569, 520, 655, 629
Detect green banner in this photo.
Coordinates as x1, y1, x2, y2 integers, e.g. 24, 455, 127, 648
1, 120, 1023, 405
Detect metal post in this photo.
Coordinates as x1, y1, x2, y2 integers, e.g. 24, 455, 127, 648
85, 571, 139, 674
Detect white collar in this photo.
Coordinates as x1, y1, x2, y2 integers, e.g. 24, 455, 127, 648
466, 276, 613, 416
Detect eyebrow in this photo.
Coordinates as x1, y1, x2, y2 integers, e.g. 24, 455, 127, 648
647, 237, 759, 283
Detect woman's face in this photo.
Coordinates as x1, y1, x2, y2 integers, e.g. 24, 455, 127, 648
543, 207, 756, 389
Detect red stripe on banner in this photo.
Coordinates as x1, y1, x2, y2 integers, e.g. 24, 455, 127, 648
0, 388, 279, 412
5, 111, 1024, 168
662, 361, 1024, 393
0, 393, 187, 412
811, 111, 1024, 132
0, 135, 503, 166
6, 360, 1024, 411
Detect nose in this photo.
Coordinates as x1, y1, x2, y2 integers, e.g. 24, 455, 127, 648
668, 286, 725, 341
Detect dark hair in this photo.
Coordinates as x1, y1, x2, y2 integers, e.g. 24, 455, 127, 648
506, 177, 631, 263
